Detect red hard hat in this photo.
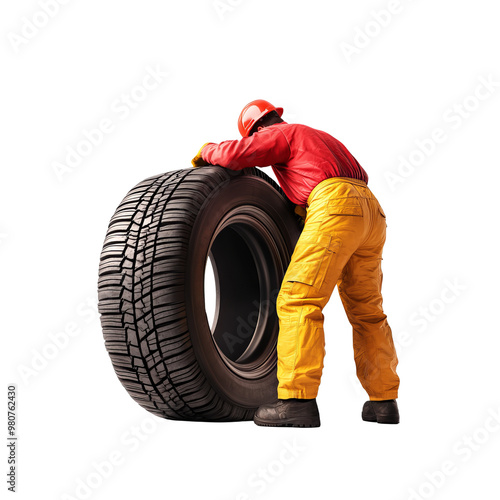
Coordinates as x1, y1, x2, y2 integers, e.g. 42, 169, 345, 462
237, 99, 284, 137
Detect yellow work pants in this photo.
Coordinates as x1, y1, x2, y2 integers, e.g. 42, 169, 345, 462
276, 177, 400, 401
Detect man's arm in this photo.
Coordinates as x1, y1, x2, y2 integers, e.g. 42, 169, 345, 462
202, 126, 291, 170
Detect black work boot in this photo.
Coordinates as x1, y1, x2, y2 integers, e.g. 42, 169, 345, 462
362, 399, 400, 424
254, 398, 320, 427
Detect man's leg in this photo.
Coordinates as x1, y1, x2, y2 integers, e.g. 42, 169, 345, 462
337, 217, 399, 401
253, 225, 356, 427
275, 221, 363, 400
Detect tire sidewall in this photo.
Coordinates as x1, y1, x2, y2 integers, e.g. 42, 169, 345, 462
185, 170, 300, 408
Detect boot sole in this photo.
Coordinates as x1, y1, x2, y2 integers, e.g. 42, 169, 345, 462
362, 415, 399, 424
254, 416, 321, 428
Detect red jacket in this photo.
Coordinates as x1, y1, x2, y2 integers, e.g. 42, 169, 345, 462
202, 121, 368, 207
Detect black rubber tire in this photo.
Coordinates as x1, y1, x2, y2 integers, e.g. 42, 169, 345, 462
98, 166, 302, 421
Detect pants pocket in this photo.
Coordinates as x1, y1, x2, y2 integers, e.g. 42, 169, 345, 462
327, 197, 363, 216
284, 232, 341, 290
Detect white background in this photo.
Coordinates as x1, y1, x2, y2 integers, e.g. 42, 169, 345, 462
1, 1, 499, 499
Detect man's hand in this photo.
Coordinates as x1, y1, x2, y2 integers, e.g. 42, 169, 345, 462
191, 143, 211, 168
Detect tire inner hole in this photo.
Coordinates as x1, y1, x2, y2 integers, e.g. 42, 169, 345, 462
204, 222, 278, 365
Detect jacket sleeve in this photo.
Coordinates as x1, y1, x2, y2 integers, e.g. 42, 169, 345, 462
201, 126, 291, 170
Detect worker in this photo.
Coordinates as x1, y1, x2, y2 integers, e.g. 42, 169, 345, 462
192, 99, 400, 427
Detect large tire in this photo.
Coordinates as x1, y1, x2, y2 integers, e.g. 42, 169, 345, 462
98, 166, 302, 421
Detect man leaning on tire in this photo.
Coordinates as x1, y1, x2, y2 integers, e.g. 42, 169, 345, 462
192, 99, 400, 427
